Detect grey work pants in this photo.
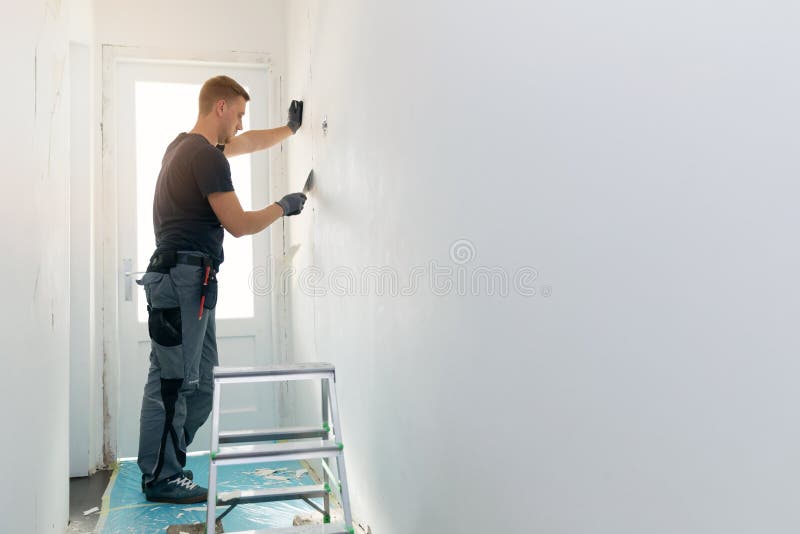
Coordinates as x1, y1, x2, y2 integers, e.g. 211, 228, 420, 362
137, 258, 218, 487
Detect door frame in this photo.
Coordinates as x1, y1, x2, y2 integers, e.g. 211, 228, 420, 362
100, 44, 289, 463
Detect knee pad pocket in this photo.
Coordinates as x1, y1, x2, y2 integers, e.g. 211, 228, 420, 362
148, 307, 182, 347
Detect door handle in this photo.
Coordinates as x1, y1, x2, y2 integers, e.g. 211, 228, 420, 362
122, 258, 146, 302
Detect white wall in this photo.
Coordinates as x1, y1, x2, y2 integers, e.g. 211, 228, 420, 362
284, 1, 800, 532
0, 1, 72, 532
95, 0, 286, 60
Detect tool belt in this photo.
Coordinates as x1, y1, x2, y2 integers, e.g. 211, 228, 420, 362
147, 250, 218, 317
147, 250, 215, 274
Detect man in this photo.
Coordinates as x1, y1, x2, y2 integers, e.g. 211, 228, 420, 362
137, 75, 307, 503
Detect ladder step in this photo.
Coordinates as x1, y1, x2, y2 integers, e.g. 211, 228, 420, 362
227, 525, 351, 534
214, 363, 335, 382
213, 440, 343, 465
219, 426, 329, 444
218, 484, 328, 505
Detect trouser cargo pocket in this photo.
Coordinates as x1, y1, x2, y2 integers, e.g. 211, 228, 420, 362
141, 270, 186, 381
148, 307, 185, 379
148, 307, 182, 347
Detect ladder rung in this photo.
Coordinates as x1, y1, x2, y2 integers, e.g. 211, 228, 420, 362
214, 363, 335, 382
227, 524, 351, 534
213, 440, 343, 465
218, 484, 328, 505
219, 426, 329, 444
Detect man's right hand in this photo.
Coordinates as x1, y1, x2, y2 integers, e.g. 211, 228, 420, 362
275, 192, 307, 216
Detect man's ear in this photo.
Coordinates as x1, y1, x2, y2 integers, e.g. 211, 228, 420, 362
215, 99, 225, 116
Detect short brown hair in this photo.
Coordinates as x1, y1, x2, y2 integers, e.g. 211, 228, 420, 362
198, 75, 250, 115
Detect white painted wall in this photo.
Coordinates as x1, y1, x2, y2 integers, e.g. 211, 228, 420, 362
284, 1, 800, 532
0, 1, 73, 532
94, 0, 286, 62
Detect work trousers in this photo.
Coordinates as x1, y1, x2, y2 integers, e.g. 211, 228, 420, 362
136, 255, 218, 487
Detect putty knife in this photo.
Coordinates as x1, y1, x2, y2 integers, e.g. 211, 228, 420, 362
302, 169, 315, 194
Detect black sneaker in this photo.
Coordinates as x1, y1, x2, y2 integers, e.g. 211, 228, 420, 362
144, 474, 207, 504
141, 470, 194, 492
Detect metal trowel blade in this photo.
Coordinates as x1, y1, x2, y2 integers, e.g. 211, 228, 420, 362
302, 169, 315, 194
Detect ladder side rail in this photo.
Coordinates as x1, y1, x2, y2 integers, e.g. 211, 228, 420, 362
322, 377, 331, 523
327, 377, 354, 529
207, 378, 223, 534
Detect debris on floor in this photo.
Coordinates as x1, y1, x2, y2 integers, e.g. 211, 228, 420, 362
97, 455, 327, 533
165, 519, 223, 534
248, 467, 292, 483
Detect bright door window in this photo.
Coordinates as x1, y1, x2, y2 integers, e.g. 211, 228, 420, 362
135, 81, 255, 321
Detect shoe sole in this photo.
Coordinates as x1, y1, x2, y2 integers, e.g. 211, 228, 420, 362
145, 494, 208, 504
142, 472, 194, 492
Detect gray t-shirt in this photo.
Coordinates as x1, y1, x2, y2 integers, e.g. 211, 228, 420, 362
152, 133, 234, 268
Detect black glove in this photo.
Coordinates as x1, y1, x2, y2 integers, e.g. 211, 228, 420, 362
286, 100, 303, 134
276, 192, 307, 216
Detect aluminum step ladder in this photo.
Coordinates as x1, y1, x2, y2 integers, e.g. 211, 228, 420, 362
206, 363, 354, 534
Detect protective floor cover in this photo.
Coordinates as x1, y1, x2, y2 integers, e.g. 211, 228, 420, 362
98, 454, 324, 533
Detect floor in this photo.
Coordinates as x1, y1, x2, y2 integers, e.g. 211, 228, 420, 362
65, 457, 339, 533
98, 455, 325, 533
68, 470, 112, 533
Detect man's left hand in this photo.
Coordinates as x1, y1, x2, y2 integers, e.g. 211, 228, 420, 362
287, 100, 304, 134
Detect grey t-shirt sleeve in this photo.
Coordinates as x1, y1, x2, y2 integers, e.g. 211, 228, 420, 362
192, 145, 234, 197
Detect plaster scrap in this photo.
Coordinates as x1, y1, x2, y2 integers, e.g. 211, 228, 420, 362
218, 490, 242, 501
249, 467, 288, 477
181, 507, 206, 512
293, 514, 316, 525
294, 510, 343, 526
82, 507, 100, 516
264, 475, 290, 483
247, 466, 291, 483
166, 521, 223, 534
295, 469, 308, 478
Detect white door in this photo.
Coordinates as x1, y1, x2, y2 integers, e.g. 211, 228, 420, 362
113, 60, 277, 458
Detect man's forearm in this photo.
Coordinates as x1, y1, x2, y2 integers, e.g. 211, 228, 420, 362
246, 126, 293, 151
226, 126, 294, 157
238, 203, 284, 236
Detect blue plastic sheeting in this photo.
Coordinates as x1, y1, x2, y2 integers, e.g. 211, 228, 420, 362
99, 454, 323, 533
